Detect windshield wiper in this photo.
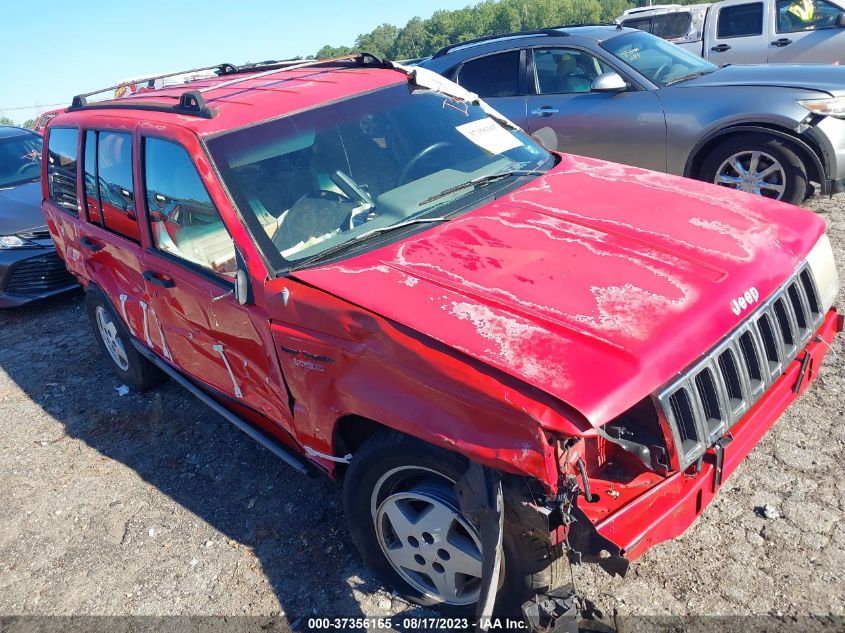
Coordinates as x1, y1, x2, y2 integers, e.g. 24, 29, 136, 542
355, 216, 448, 240
664, 69, 715, 86
419, 170, 544, 206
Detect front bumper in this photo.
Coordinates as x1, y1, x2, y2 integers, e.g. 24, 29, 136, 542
593, 308, 842, 561
805, 115, 845, 195
0, 247, 78, 308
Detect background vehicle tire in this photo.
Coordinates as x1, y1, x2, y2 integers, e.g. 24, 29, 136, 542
85, 287, 165, 392
699, 135, 807, 205
343, 430, 567, 616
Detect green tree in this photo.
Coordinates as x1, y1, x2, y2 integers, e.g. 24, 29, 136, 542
354, 23, 399, 57
315, 44, 354, 59
0, 115, 16, 126
23, 118, 37, 129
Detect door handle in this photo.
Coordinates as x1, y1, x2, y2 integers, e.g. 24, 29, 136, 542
79, 236, 104, 252
143, 270, 175, 288
711, 44, 732, 52
530, 106, 560, 117
771, 38, 793, 47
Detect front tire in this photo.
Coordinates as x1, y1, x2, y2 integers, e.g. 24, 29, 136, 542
343, 431, 567, 616
699, 135, 807, 205
85, 288, 164, 391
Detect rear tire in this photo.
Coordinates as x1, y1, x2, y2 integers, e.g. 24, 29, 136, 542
85, 287, 165, 392
699, 135, 807, 205
343, 430, 567, 616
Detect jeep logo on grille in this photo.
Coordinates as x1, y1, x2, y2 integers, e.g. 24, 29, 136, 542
731, 287, 760, 316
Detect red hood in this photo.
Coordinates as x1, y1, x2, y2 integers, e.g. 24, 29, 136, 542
293, 155, 826, 428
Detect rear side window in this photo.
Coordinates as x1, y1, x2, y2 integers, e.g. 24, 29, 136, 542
83, 131, 140, 242
144, 138, 236, 276
717, 3, 764, 37
622, 17, 653, 32
457, 51, 521, 97
47, 128, 78, 213
652, 12, 693, 38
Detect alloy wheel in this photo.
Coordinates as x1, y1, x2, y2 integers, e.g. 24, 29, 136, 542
95, 305, 130, 371
372, 469, 484, 605
714, 150, 786, 199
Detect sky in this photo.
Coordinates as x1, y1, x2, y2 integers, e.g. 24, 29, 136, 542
0, 0, 471, 125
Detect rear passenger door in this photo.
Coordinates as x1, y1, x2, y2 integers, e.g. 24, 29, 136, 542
77, 126, 152, 341
451, 49, 528, 127
705, 0, 769, 63
139, 132, 294, 433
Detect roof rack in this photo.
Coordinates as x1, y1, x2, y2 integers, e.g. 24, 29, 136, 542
65, 53, 390, 119
431, 23, 618, 58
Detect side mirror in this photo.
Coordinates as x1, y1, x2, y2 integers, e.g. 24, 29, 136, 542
531, 126, 559, 152
233, 268, 251, 305
591, 71, 627, 93
232, 249, 253, 306
835, 11, 845, 26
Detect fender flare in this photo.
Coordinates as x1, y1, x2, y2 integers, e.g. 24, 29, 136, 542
683, 124, 828, 192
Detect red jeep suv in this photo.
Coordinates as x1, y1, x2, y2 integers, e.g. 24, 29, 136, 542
41, 56, 841, 616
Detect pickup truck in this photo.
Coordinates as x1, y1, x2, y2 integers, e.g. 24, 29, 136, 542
618, 0, 845, 64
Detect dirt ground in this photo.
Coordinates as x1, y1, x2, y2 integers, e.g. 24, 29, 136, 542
0, 194, 843, 631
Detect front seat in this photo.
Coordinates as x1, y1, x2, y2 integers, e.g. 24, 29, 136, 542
556, 53, 592, 93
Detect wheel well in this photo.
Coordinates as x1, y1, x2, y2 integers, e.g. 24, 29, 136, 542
333, 414, 390, 475
688, 126, 823, 187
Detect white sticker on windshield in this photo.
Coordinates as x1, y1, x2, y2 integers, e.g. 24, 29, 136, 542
456, 118, 521, 154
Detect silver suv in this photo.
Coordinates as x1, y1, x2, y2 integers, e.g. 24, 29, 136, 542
418, 26, 845, 204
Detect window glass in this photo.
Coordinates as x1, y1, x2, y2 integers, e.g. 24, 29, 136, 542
144, 138, 236, 276
533, 48, 612, 94
603, 30, 717, 86
206, 84, 551, 268
83, 131, 101, 225
776, 0, 843, 32
458, 51, 521, 97
652, 12, 693, 38
47, 128, 78, 213
622, 17, 652, 32
96, 132, 139, 242
0, 130, 41, 188
717, 3, 764, 38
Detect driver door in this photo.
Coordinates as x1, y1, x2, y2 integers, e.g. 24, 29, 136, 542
139, 132, 294, 433
524, 47, 667, 172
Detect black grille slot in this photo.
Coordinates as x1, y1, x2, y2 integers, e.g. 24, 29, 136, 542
738, 331, 763, 390
799, 269, 820, 317
787, 283, 808, 334
757, 314, 780, 369
668, 388, 699, 456
694, 368, 723, 436
4, 253, 75, 295
773, 298, 795, 349
718, 348, 744, 411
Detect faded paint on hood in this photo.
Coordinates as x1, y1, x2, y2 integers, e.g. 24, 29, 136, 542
293, 155, 825, 428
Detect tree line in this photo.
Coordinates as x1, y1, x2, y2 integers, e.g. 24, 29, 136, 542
314, 0, 702, 60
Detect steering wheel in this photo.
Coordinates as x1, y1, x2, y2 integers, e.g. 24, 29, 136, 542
398, 142, 454, 185
652, 61, 674, 82
16, 161, 40, 178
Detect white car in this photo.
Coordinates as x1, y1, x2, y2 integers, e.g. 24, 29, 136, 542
618, 0, 845, 64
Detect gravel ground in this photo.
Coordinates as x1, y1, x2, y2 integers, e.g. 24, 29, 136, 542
0, 194, 843, 631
